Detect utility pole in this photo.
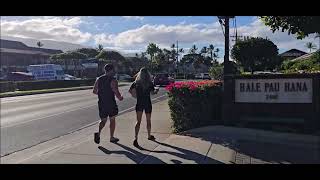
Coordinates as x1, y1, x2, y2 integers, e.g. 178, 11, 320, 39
176, 41, 178, 77
218, 16, 233, 76
218, 16, 234, 125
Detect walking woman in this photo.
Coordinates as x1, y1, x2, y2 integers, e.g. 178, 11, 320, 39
129, 67, 159, 147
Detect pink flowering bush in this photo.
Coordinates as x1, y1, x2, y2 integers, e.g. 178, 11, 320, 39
166, 80, 223, 133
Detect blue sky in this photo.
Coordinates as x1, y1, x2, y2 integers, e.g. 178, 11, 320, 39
1, 16, 318, 61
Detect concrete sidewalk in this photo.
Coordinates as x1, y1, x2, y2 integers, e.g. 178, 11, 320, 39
17, 99, 320, 164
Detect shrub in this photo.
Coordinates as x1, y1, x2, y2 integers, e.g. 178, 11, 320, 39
0, 79, 96, 92
17, 79, 96, 91
281, 51, 320, 73
0, 81, 16, 93
166, 80, 223, 133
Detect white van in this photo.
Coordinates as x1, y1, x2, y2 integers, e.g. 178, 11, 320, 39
27, 64, 65, 80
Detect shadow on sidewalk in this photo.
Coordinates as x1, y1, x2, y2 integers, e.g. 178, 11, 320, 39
98, 143, 166, 164
133, 140, 224, 164
182, 132, 320, 164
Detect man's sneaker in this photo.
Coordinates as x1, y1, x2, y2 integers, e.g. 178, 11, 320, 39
94, 133, 100, 144
110, 137, 119, 143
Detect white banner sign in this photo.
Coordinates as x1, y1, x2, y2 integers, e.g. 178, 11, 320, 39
235, 78, 313, 103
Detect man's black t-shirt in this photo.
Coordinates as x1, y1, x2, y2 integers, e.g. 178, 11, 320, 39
97, 75, 116, 106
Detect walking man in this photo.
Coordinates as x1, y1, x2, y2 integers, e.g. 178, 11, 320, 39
93, 64, 123, 144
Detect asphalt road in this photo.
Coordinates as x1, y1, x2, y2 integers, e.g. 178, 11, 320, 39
0, 84, 168, 157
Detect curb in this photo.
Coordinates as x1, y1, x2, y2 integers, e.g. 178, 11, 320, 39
0, 84, 127, 98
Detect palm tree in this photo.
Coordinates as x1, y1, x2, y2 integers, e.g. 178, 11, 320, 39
37, 41, 44, 48
315, 33, 320, 51
163, 48, 172, 73
306, 42, 317, 53
97, 44, 104, 52
200, 46, 208, 57
189, 44, 198, 54
213, 48, 220, 63
96, 50, 110, 76
207, 44, 215, 59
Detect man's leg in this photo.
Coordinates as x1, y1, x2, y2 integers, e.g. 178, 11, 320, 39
99, 118, 108, 136
94, 118, 107, 144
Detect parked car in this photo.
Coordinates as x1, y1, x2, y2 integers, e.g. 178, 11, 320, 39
116, 74, 134, 82
153, 73, 174, 86
7, 72, 34, 81
64, 74, 81, 80
195, 73, 211, 80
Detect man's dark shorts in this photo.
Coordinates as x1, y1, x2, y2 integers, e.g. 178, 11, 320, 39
98, 101, 118, 119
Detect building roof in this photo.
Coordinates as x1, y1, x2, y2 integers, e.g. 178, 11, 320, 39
0, 48, 51, 56
0, 39, 63, 55
280, 49, 307, 57
290, 50, 319, 62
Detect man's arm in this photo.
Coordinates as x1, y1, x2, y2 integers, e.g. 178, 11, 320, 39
92, 78, 99, 95
111, 79, 123, 101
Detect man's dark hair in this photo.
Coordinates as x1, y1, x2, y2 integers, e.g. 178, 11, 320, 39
104, 64, 114, 73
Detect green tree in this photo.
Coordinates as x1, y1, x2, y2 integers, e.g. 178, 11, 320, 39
231, 37, 280, 74
51, 51, 87, 76
36, 41, 44, 48
209, 64, 223, 80
95, 50, 126, 76
306, 42, 317, 53
260, 16, 320, 39
209, 61, 239, 80
75, 48, 99, 58
146, 43, 161, 73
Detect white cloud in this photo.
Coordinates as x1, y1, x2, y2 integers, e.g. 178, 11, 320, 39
96, 18, 318, 54
122, 16, 144, 21
2, 16, 317, 55
0, 16, 92, 44
235, 18, 318, 53
93, 22, 224, 50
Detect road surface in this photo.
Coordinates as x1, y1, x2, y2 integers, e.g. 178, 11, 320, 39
1, 85, 168, 157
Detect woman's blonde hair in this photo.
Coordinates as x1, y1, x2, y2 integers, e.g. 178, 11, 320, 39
135, 67, 152, 91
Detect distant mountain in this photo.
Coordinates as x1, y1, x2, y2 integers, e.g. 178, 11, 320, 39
1, 36, 88, 52
0, 36, 143, 57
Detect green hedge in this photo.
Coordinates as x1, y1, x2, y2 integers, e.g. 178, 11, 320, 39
166, 80, 223, 133
0, 81, 16, 93
0, 79, 96, 92
281, 51, 320, 73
